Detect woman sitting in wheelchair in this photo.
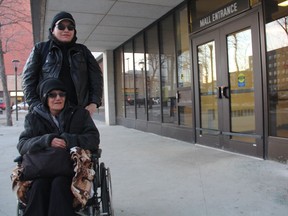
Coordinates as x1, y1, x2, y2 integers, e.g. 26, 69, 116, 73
13, 78, 100, 216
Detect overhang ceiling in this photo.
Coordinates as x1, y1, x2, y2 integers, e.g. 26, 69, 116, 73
37, 0, 185, 52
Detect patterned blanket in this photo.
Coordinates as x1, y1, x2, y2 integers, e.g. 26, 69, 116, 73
11, 147, 95, 209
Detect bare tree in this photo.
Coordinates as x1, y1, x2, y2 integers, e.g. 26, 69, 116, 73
0, 0, 32, 126
277, 17, 288, 37
146, 53, 164, 109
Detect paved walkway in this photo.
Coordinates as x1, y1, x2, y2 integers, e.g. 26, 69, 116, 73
0, 111, 287, 216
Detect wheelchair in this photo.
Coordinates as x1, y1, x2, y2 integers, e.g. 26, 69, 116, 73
14, 148, 114, 216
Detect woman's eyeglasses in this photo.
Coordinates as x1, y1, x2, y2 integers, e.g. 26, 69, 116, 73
56, 23, 75, 31
47, 92, 67, 98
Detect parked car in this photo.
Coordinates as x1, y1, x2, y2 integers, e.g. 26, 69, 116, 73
12, 102, 29, 110
0, 101, 6, 110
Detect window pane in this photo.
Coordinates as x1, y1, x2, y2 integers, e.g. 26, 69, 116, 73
198, 41, 218, 131
160, 15, 177, 124
227, 29, 255, 143
176, 6, 193, 128
124, 42, 135, 119
266, 15, 288, 137
134, 34, 147, 120
176, 6, 191, 88
145, 26, 161, 122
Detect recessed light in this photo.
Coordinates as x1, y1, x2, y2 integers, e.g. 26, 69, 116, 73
278, 0, 288, 7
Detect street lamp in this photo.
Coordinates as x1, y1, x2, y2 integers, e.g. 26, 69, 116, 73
138, 61, 145, 96
12, 59, 20, 121
138, 61, 147, 112
138, 61, 144, 70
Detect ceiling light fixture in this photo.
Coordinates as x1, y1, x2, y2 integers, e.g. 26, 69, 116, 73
278, 0, 288, 7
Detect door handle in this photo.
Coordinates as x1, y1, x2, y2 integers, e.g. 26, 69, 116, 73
217, 86, 229, 99
218, 86, 222, 99
222, 86, 229, 99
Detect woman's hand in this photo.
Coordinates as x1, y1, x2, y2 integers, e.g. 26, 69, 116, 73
51, 138, 67, 149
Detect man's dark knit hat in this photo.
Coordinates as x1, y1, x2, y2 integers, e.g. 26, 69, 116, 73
51, 11, 75, 30
37, 78, 67, 106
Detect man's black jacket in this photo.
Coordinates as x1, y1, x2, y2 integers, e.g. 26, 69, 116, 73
22, 40, 103, 109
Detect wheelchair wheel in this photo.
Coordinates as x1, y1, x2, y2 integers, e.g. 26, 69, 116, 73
100, 162, 114, 216
16, 201, 24, 216
75, 206, 100, 216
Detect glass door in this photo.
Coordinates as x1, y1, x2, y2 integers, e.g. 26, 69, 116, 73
192, 12, 264, 157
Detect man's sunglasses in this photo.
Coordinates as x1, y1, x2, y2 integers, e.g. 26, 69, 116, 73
47, 92, 67, 98
56, 23, 75, 31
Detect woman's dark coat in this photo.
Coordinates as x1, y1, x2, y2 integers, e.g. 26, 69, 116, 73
17, 104, 100, 155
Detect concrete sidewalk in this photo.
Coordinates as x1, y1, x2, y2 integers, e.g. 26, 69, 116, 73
0, 111, 287, 216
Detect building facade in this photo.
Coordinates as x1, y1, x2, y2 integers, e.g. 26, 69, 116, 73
112, 0, 288, 162
0, 0, 33, 106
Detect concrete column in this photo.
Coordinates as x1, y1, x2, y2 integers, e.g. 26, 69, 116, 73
103, 50, 116, 125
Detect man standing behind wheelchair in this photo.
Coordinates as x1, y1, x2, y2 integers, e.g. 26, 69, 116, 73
22, 11, 103, 115
16, 78, 100, 216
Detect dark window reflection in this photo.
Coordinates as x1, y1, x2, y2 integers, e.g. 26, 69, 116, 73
134, 34, 147, 120
115, 48, 124, 118
160, 15, 177, 124
145, 26, 161, 122
124, 42, 135, 119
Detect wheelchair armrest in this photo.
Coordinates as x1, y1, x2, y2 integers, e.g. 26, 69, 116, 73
14, 155, 23, 163
91, 148, 102, 159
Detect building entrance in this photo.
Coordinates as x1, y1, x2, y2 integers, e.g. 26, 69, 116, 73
192, 12, 264, 157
